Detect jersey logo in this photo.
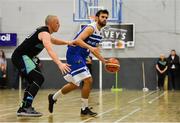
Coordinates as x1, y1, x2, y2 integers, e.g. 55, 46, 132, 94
35, 44, 44, 49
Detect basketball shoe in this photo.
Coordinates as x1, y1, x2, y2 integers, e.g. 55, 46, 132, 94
48, 94, 57, 113
17, 107, 42, 117
81, 107, 97, 117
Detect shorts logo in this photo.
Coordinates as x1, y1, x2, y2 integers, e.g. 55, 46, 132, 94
77, 60, 82, 64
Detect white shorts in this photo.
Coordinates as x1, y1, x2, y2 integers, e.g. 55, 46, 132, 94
64, 66, 91, 86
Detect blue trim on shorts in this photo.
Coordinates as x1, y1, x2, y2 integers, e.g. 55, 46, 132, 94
71, 69, 86, 76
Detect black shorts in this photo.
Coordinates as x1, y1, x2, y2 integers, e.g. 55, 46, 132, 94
11, 53, 40, 77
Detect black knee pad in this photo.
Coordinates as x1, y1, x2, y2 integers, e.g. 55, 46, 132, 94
28, 69, 44, 87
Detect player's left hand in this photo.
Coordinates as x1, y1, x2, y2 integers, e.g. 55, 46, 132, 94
58, 63, 71, 74
67, 41, 76, 47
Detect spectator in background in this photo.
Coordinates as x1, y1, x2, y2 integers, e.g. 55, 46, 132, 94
167, 49, 179, 90
0, 50, 7, 88
156, 54, 168, 91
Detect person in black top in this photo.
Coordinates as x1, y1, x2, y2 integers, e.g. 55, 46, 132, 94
11, 15, 73, 117
0, 50, 7, 89
85, 55, 93, 74
156, 54, 168, 90
167, 49, 180, 90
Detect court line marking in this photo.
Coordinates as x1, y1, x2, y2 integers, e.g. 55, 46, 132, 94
80, 108, 116, 123
37, 90, 122, 120
0, 91, 105, 119
36, 90, 158, 121
0, 91, 104, 113
80, 104, 139, 123
0, 112, 16, 118
61, 90, 103, 100
148, 92, 166, 104
0, 107, 19, 112
0, 90, 159, 121
80, 91, 158, 122
37, 91, 113, 119
128, 90, 157, 104
63, 91, 112, 102
113, 107, 141, 123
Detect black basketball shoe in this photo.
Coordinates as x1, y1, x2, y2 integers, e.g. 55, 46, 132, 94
17, 107, 42, 117
81, 107, 97, 117
48, 94, 57, 113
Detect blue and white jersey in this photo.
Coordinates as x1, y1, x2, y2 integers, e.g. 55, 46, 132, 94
64, 22, 103, 85
67, 22, 102, 59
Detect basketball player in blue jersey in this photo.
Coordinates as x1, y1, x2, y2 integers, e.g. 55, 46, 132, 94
11, 15, 73, 117
48, 10, 109, 116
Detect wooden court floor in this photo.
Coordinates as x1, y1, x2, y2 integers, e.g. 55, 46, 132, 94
0, 89, 180, 122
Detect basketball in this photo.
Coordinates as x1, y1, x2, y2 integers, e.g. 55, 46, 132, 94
105, 58, 120, 73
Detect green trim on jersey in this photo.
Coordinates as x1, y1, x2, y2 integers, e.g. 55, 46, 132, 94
35, 43, 44, 49
22, 55, 36, 74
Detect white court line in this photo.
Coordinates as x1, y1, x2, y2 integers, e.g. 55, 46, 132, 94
113, 107, 141, 123
80, 91, 157, 122
54, 90, 107, 100
148, 92, 166, 104
128, 91, 156, 104
0, 91, 105, 120
0, 112, 16, 118
0, 92, 101, 119
0, 91, 103, 115
80, 104, 137, 123
38, 91, 112, 119
0, 107, 18, 112
64, 92, 112, 102
80, 108, 116, 123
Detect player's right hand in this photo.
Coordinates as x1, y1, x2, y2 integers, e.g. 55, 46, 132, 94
89, 47, 107, 64
58, 63, 71, 74
90, 47, 100, 56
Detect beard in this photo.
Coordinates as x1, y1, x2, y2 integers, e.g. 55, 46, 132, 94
98, 20, 106, 27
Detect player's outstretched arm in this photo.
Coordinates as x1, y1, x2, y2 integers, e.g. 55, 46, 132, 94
38, 32, 71, 74
51, 37, 74, 46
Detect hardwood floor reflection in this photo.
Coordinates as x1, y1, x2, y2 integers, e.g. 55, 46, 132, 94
0, 89, 180, 122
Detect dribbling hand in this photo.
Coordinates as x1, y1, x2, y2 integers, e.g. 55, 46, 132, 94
58, 63, 71, 74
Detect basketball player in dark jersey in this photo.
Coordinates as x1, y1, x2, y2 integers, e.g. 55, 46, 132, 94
11, 15, 72, 117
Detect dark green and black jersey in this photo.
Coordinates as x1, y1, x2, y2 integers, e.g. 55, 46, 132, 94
156, 59, 168, 71
14, 26, 49, 58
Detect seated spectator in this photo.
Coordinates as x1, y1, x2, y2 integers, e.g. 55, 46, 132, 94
0, 50, 7, 88
156, 54, 168, 90
167, 49, 179, 90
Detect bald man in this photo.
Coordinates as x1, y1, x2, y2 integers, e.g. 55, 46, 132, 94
11, 15, 72, 117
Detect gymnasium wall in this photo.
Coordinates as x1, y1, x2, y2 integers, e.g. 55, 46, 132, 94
6, 58, 180, 90
0, 0, 180, 58
1, 0, 180, 90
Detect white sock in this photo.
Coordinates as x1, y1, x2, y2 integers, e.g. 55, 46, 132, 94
81, 98, 88, 110
53, 90, 63, 100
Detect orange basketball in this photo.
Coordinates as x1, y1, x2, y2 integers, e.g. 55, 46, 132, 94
105, 58, 120, 73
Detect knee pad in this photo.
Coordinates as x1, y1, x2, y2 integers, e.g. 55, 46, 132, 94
28, 69, 44, 87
